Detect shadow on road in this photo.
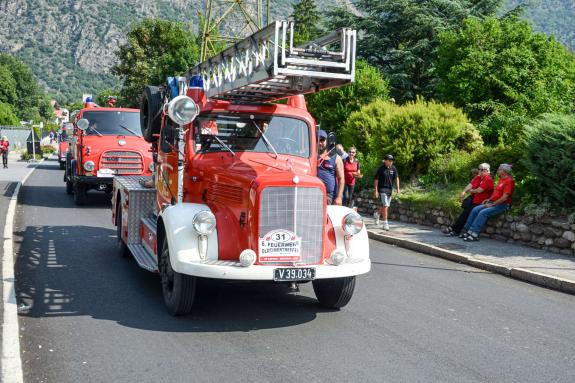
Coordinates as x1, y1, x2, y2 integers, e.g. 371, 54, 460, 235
19, 185, 112, 209
15, 225, 324, 332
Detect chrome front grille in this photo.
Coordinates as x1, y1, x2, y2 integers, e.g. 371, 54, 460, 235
99, 151, 144, 175
259, 187, 324, 265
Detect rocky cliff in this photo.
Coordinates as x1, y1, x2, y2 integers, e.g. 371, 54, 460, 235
0, 0, 572, 104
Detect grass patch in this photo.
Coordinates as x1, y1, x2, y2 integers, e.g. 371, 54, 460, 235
396, 184, 465, 216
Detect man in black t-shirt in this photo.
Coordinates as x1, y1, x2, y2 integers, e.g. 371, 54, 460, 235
373, 154, 401, 230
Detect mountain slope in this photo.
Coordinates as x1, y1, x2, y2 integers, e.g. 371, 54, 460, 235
0, 0, 573, 104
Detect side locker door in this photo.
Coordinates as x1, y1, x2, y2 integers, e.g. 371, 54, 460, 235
156, 121, 180, 207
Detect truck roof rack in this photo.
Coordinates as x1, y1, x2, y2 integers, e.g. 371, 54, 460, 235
188, 20, 356, 103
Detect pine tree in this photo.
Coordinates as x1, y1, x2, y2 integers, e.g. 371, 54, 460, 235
328, 0, 505, 102
291, 0, 322, 46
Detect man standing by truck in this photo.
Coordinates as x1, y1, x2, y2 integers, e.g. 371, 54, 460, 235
317, 130, 344, 205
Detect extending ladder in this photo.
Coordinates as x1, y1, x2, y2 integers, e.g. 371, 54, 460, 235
188, 20, 357, 103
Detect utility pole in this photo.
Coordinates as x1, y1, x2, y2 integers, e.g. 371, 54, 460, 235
199, 0, 270, 61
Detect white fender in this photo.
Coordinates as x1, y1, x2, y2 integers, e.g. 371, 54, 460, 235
160, 203, 219, 274
326, 205, 370, 264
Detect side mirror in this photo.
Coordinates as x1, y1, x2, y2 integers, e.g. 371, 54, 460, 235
76, 119, 89, 131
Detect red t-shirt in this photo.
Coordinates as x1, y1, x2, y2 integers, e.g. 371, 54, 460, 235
0, 141, 8, 152
490, 176, 515, 205
343, 158, 360, 185
472, 174, 494, 204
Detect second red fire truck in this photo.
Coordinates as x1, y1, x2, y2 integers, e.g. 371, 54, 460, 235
65, 99, 153, 205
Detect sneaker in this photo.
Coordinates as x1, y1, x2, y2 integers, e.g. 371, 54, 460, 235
383, 222, 390, 231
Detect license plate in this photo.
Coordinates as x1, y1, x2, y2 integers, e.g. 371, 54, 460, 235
274, 267, 315, 282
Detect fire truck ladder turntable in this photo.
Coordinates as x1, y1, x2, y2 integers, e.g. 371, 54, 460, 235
189, 20, 357, 103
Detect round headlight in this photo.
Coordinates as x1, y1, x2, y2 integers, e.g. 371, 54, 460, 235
239, 249, 256, 267
343, 212, 364, 236
167, 95, 199, 125
192, 210, 216, 235
83, 160, 95, 172
148, 162, 155, 172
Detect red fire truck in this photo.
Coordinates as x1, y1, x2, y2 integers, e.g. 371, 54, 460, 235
112, 21, 370, 315
65, 101, 154, 205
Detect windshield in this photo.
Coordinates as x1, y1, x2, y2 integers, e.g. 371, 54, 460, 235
195, 114, 310, 158
81, 111, 142, 136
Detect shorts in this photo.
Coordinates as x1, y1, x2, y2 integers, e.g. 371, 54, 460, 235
380, 193, 392, 207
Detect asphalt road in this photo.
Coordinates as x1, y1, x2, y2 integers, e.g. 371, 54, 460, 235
14, 158, 575, 383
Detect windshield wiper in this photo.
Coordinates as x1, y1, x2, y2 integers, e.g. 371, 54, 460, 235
119, 124, 141, 137
251, 121, 278, 158
213, 135, 235, 156
88, 126, 103, 137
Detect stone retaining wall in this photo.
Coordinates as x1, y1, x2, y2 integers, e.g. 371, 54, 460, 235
354, 190, 575, 257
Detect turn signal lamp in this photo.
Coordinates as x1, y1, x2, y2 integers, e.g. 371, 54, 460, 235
167, 95, 199, 125
239, 249, 257, 267
330, 250, 346, 266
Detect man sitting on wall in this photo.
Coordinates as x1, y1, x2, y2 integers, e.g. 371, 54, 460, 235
462, 163, 515, 242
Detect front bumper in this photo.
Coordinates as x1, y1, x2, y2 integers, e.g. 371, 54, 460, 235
173, 258, 371, 280
76, 175, 115, 185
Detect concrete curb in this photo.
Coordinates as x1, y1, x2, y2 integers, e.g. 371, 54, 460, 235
1, 159, 43, 383
368, 230, 575, 295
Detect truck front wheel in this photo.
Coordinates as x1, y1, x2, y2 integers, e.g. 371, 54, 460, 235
159, 239, 196, 316
312, 276, 356, 309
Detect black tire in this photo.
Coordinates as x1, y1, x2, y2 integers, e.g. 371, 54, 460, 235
116, 203, 130, 258
65, 181, 73, 195
159, 238, 196, 316
141, 85, 163, 143
312, 276, 356, 309
59, 161, 65, 170
73, 182, 88, 205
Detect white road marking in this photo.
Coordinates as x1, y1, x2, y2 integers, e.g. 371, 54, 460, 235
2, 163, 41, 383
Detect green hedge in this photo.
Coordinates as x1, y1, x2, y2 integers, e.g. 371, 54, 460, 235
524, 114, 575, 208
342, 98, 483, 181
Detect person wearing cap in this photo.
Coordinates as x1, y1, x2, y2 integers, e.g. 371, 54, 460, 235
444, 163, 494, 236
317, 130, 344, 205
0, 136, 9, 168
462, 163, 515, 242
373, 154, 400, 230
